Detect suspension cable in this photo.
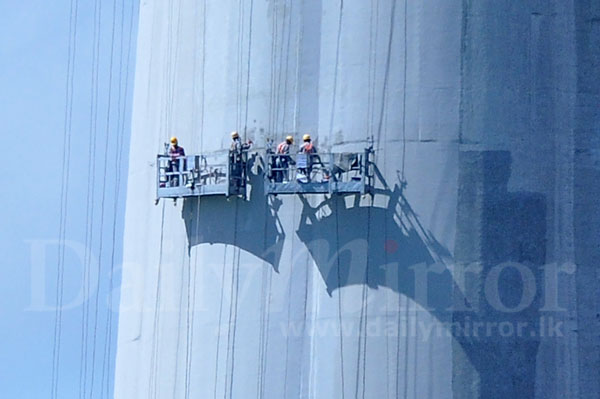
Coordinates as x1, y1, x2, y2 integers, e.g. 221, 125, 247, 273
79, 0, 101, 397
51, 0, 79, 397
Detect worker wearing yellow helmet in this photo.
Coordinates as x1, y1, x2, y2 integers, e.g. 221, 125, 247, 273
277, 135, 294, 154
167, 136, 185, 187
168, 136, 185, 158
299, 133, 316, 154
230, 131, 253, 153
274, 135, 295, 182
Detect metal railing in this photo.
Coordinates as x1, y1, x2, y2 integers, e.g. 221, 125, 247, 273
156, 150, 249, 200
264, 148, 374, 195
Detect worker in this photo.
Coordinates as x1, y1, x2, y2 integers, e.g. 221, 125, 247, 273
169, 136, 185, 157
229, 131, 253, 190
297, 134, 319, 181
168, 137, 185, 186
299, 134, 316, 154
275, 135, 294, 182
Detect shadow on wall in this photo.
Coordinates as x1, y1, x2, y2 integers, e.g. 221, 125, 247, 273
453, 151, 546, 399
182, 156, 286, 270
296, 151, 547, 399
295, 165, 454, 315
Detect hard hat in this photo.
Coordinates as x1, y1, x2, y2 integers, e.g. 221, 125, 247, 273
170, 137, 178, 144
303, 134, 311, 141
286, 135, 294, 143
231, 131, 239, 139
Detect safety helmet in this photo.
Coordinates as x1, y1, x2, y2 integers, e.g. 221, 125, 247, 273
303, 134, 311, 142
170, 137, 178, 145
286, 135, 294, 144
231, 131, 239, 139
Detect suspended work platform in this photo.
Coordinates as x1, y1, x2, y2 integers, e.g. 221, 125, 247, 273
155, 151, 248, 202
264, 147, 374, 195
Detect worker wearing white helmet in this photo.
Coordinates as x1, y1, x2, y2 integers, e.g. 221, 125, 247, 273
229, 131, 253, 190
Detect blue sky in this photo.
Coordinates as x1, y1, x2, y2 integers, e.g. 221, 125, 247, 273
0, 1, 138, 397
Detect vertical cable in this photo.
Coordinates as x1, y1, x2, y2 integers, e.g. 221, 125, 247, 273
79, 0, 100, 397
334, 199, 346, 399
88, 0, 118, 396
148, 203, 167, 399
375, 0, 398, 150
51, 0, 78, 397
328, 0, 344, 138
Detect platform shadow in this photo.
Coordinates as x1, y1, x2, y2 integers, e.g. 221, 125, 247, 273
296, 183, 453, 313
296, 151, 547, 398
182, 156, 285, 270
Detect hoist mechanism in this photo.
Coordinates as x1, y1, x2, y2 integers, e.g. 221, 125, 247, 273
155, 149, 249, 204
264, 146, 375, 196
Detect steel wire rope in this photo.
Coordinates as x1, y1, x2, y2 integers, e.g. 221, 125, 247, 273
354, 3, 381, 392
354, 195, 372, 399
224, 0, 250, 392
270, 5, 281, 141
394, 1, 408, 396
300, 241, 311, 398
170, 0, 183, 134
280, 0, 294, 137
327, 0, 344, 141
245, 1, 270, 396
400, 0, 407, 181
172, 239, 190, 398
99, 4, 126, 395
365, 0, 376, 142
236, 0, 243, 131
184, 197, 201, 399
224, 243, 241, 399
150, 2, 178, 397
185, 2, 207, 396
147, 203, 167, 399
87, 0, 119, 397
213, 247, 229, 399
282, 225, 296, 396
79, 0, 101, 397
51, 0, 79, 397
260, 5, 289, 395
374, 0, 398, 151
272, 1, 289, 140
168, 2, 186, 396
364, 2, 393, 396
242, 0, 254, 140
325, 2, 347, 397
334, 198, 346, 399
165, 0, 175, 138
100, 2, 136, 396
256, 196, 269, 398
183, 2, 199, 395
266, 4, 278, 140
298, 201, 311, 399
158, 0, 173, 149
258, 7, 281, 396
